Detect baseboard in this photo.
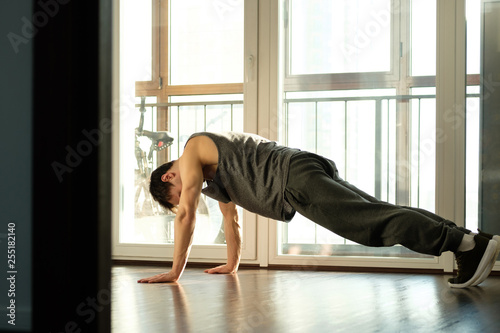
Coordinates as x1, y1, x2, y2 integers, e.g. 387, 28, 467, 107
267, 264, 446, 275
112, 259, 260, 269
113, 259, 499, 276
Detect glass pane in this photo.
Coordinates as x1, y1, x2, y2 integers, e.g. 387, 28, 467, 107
410, 87, 436, 212
345, 100, 376, 195
120, 0, 152, 81
169, 0, 244, 85
289, 0, 391, 75
119, 94, 244, 245
286, 102, 316, 152
118, 1, 155, 246
465, 87, 480, 232
281, 89, 432, 258
411, 0, 437, 76
279, 0, 437, 260
118, 0, 251, 253
465, 0, 481, 232
120, 96, 165, 244
118, 1, 154, 245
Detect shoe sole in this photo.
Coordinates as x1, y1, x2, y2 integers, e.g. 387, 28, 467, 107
471, 235, 500, 286
448, 239, 498, 289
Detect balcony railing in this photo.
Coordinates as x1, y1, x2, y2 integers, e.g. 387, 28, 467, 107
135, 92, 480, 254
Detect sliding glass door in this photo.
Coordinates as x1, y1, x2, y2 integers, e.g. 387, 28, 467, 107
113, 0, 498, 272
114, 0, 258, 262
275, 0, 438, 262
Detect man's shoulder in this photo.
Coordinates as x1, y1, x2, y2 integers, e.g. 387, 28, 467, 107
184, 135, 219, 166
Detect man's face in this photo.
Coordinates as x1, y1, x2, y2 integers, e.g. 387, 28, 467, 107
162, 171, 181, 207
168, 182, 181, 206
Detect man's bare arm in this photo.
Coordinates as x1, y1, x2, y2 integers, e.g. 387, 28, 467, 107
205, 201, 241, 274
138, 140, 203, 283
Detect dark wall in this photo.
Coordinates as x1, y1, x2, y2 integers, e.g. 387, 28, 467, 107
32, 0, 112, 331
1, 0, 112, 332
0, 0, 33, 331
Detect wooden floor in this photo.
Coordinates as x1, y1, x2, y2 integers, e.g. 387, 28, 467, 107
112, 265, 500, 333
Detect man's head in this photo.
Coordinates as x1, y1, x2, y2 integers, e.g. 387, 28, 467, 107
149, 160, 179, 212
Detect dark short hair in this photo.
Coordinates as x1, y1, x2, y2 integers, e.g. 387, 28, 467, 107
149, 160, 176, 212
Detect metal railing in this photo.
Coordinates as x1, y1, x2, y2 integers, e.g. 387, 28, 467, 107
135, 100, 244, 159
136, 93, 481, 251
136, 93, 479, 202
283, 93, 479, 202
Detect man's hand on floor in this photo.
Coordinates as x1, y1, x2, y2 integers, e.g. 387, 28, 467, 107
138, 270, 180, 283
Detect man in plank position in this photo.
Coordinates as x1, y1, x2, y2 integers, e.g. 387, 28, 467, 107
138, 131, 500, 288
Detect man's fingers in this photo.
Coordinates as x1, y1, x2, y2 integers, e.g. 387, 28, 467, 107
138, 275, 156, 283
137, 277, 153, 283
204, 267, 220, 274
138, 273, 170, 283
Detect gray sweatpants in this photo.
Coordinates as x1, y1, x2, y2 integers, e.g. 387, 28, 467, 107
284, 151, 465, 256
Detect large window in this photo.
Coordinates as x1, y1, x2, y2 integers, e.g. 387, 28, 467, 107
115, 0, 256, 261
288, 0, 391, 75
169, 0, 243, 85
114, 0, 499, 271
278, 0, 437, 259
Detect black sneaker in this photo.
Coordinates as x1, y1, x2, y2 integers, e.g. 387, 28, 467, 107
471, 230, 500, 286
448, 234, 498, 288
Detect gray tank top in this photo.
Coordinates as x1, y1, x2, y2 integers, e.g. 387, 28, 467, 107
187, 132, 298, 222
